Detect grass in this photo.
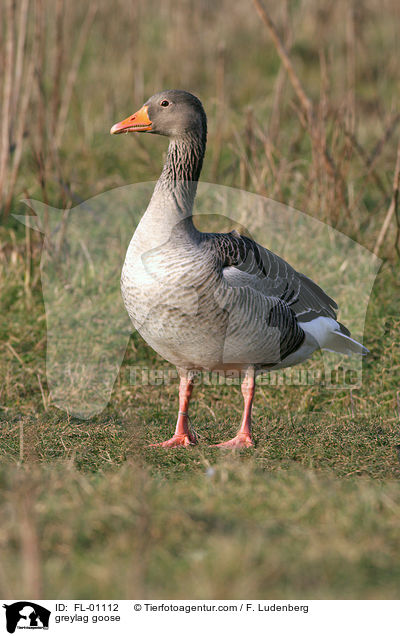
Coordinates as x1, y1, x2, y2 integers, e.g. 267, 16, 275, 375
1, 260, 399, 598
1, 0, 400, 600
1, 456, 400, 599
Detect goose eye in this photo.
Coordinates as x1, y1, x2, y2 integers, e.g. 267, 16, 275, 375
160, 100, 169, 107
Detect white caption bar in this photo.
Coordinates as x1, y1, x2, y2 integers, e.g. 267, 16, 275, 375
1, 599, 399, 635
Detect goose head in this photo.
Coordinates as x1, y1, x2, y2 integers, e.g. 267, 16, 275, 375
110, 89, 207, 141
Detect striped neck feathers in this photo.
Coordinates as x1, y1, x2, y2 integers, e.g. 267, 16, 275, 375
155, 130, 206, 208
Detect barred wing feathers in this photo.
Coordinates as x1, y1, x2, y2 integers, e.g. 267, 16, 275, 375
207, 230, 342, 326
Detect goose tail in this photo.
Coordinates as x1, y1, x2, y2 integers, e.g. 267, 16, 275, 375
300, 317, 368, 356
323, 330, 369, 356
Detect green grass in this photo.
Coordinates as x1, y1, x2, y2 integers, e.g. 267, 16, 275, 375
1, 0, 400, 601
1, 458, 400, 599
0, 260, 399, 598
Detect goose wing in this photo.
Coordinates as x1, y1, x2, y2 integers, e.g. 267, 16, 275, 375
206, 230, 341, 325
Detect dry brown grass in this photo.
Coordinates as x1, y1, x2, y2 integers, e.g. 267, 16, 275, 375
0, 0, 398, 257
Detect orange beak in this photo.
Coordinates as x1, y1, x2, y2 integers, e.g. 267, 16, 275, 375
110, 105, 152, 135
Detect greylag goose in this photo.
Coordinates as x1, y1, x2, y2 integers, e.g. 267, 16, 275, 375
110, 90, 367, 448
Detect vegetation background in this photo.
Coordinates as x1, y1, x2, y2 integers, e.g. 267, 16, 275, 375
0, 0, 400, 599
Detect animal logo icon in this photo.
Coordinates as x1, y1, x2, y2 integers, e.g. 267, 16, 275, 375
2, 602, 51, 633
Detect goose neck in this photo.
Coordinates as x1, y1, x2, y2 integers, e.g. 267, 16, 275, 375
142, 132, 206, 240
161, 132, 206, 184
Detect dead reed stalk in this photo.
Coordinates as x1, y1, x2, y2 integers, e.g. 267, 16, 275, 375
253, 0, 313, 121
18, 488, 43, 599
4, 57, 35, 216
0, 0, 15, 205
210, 44, 225, 182
345, 2, 356, 135
253, 0, 348, 219
13, 0, 30, 119
1, 0, 95, 224
51, 0, 65, 137
54, 3, 97, 148
268, 0, 292, 143
374, 141, 400, 256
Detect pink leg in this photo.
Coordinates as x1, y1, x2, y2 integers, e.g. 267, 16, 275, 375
150, 375, 197, 448
215, 370, 255, 448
